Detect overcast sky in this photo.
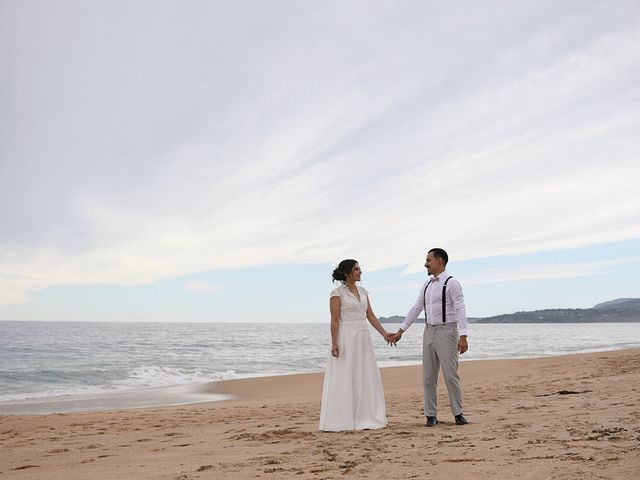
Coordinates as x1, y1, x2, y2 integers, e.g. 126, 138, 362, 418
1, 0, 639, 322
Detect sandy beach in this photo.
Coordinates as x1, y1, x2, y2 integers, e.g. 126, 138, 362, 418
1, 349, 638, 479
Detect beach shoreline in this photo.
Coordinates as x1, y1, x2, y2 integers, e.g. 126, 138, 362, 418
1, 349, 638, 479
3, 343, 638, 416
3, 321, 639, 417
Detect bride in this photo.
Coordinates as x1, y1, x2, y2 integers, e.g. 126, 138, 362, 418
319, 259, 389, 431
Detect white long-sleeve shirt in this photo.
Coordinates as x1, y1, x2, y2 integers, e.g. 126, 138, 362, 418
399, 270, 469, 336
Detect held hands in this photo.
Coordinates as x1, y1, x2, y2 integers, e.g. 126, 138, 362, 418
384, 329, 403, 346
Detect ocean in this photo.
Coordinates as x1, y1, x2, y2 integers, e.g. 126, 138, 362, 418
1, 321, 639, 414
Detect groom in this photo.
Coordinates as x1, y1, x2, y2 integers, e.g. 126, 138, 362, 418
389, 248, 469, 426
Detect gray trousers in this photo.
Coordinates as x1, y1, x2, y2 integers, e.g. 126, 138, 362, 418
422, 322, 463, 417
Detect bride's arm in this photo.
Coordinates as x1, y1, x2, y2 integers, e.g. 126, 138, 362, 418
365, 296, 389, 338
330, 297, 341, 357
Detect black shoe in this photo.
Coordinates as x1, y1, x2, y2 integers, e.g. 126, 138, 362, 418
425, 416, 438, 427
454, 414, 468, 425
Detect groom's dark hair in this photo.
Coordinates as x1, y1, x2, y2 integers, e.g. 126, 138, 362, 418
428, 248, 448, 265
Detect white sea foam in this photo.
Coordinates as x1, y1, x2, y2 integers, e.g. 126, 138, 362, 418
0, 367, 243, 402
124, 365, 238, 386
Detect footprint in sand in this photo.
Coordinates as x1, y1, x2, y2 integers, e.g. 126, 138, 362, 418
586, 427, 627, 441
47, 448, 70, 454
339, 460, 357, 471
79, 443, 103, 450
230, 428, 316, 442
12, 465, 40, 470
322, 449, 337, 461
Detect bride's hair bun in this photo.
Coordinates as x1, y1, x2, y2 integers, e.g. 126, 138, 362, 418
332, 259, 357, 283
332, 268, 346, 282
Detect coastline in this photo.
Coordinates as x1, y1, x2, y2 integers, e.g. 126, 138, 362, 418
3, 321, 639, 416
2, 342, 637, 416
1, 349, 638, 479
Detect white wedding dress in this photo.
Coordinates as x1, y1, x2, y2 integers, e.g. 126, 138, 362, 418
319, 285, 387, 431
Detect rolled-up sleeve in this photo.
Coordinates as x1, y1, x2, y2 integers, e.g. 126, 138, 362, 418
449, 280, 468, 336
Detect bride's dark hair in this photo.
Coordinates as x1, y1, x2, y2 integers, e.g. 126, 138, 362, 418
332, 259, 358, 283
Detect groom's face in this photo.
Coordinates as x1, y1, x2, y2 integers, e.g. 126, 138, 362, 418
425, 252, 443, 276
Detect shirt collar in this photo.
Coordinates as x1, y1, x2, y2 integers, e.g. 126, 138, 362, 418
431, 270, 448, 282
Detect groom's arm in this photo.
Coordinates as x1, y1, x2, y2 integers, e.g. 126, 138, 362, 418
392, 282, 427, 342
399, 282, 427, 333
449, 280, 469, 354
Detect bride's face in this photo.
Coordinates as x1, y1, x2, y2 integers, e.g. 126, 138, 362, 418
347, 263, 362, 282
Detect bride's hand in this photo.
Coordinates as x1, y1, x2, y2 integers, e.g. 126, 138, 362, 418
331, 344, 339, 357
384, 331, 399, 346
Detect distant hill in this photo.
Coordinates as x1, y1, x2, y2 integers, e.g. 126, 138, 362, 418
593, 298, 640, 309
379, 298, 640, 324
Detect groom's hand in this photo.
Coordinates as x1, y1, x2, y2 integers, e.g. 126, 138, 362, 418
458, 336, 468, 354
388, 329, 403, 346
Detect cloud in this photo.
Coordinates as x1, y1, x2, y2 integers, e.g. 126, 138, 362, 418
462, 256, 640, 286
372, 256, 640, 292
182, 282, 225, 293
375, 283, 425, 293
1, 1, 639, 306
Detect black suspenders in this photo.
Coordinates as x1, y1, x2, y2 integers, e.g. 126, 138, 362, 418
424, 276, 453, 324
442, 276, 453, 322
423, 280, 432, 323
